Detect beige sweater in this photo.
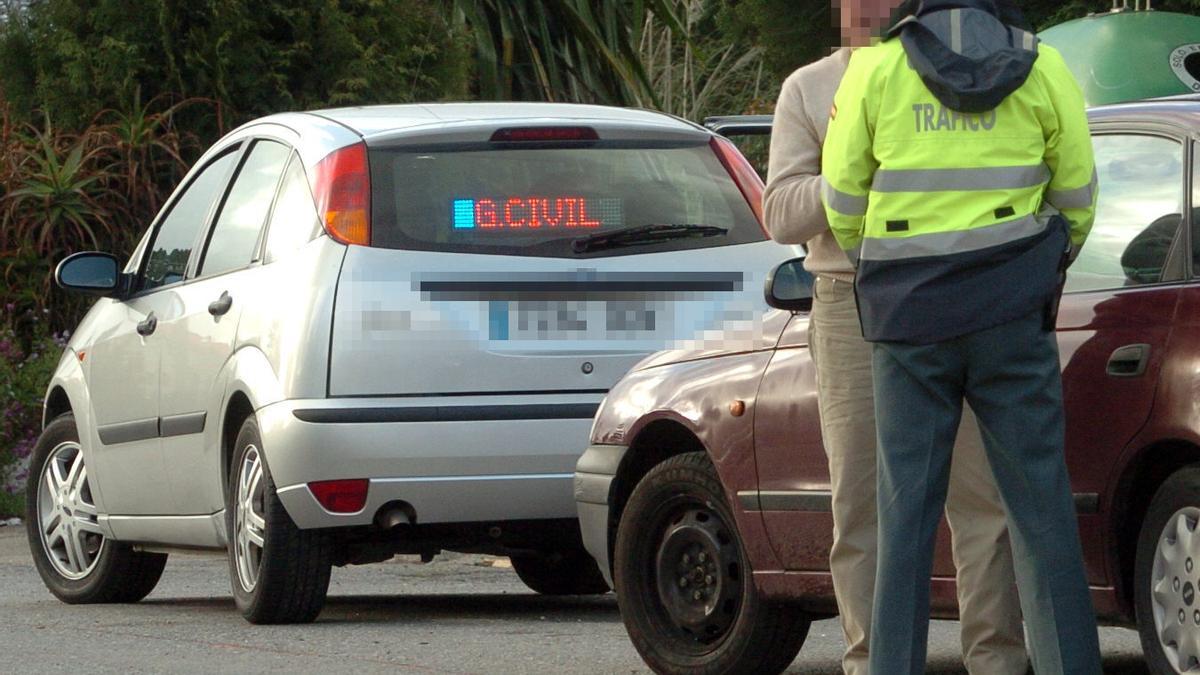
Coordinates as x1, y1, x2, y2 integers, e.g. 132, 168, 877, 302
763, 49, 855, 281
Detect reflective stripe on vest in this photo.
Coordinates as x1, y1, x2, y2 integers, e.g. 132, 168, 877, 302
950, 9, 963, 54
1045, 168, 1099, 210
822, 176, 869, 216
871, 164, 1050, 193
860, 213, 1048, 261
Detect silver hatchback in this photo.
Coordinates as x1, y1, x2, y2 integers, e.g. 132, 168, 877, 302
27, 103, 797, 623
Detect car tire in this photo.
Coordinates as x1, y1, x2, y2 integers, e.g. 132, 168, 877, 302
26, 413, 167, 604
226, 416, 332, 624
511, 547, 610, 595
1136, 465, 1200, 674
613, 452, 810, 675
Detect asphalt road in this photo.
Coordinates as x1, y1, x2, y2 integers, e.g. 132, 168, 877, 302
0, 525, 1150, 674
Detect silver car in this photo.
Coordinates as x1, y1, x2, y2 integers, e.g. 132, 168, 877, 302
27, 103, 797, 623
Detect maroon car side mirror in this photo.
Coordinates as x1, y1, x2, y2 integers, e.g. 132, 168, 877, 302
764, 257, 813, 313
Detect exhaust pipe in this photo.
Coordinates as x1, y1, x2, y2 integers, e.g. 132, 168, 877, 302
374, 502, 415, 530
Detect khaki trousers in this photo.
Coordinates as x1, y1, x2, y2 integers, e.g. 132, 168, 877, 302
807, 275, 1027, 675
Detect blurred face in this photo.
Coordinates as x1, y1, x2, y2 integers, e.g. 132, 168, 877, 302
838, 0, 905, 47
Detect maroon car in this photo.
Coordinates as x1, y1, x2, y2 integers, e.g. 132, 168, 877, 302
575, 98, 1200, 674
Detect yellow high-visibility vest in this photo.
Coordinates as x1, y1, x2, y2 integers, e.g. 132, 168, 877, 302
821, 30, 1096, 344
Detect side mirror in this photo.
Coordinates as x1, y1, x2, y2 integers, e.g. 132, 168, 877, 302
55, 252, 121, 296
764, 257, 814, 313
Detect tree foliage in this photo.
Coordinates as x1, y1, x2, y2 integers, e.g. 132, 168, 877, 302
731, 0, 1200, 84
452, 0, 681, 107
640, 1, 772, 118
0, 98, 207, 321
451, 0, 769, 119
0, 0, 470, 132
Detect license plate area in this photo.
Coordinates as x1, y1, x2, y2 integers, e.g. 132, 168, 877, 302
488, 300, 665, 341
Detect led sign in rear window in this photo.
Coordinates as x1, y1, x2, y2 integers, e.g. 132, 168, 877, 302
451, 196, 623, 231
369, 143, 763, 257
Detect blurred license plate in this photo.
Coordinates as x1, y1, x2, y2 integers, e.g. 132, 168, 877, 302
489, 300, 659, 340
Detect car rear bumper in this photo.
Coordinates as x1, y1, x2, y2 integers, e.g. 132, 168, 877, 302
256, 396, 602, 529
574, 443, 628, 588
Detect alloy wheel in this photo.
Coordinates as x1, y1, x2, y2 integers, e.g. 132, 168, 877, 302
233, 445, 267, 593
1151, 506, 1200, 672
37, 441, 105, 579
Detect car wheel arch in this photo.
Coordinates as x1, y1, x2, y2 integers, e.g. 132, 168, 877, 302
43, 385, 72, 428
217, 345, 284, 495
1110, 438, 1200, 620
607, 418, 711, 573
42, 349, 88, 431
220, 390, 256, 498
41, 354, 107, 513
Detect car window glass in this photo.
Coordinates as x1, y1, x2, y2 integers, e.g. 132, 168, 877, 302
1065, 134, 1183, 293
264, 155, 321, 262
200, 140, 290, 277
1192, 142, 1200, 277
723, 134, 769, 181
369, 142, 763, 258
140, 149, 239, 291
125, 227, 153, 274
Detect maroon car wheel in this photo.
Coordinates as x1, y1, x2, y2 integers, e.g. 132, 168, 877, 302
613, 452, 810, 675
1136, 466, 1200, 674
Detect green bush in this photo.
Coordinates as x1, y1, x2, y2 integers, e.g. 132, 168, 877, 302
0, 305, 67, 517
0, 98, 205, 330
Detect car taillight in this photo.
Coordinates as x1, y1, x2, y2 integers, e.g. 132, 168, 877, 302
710, 136, 766, 235
308, 479, 369, 513
312, 142, 370, 246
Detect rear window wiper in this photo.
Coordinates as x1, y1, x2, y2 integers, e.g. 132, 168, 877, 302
572, 223, 728, 254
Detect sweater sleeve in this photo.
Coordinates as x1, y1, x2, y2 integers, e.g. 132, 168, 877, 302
762, 71, 831, 246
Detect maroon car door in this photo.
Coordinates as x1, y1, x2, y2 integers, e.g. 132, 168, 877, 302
750, 313, 834, 572
1055, 130, 1187, 586
752, 310, 964, 579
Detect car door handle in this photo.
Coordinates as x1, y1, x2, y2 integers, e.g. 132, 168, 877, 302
1107, 343, 1150, 377
136, 312, 157, 337
208, 291, 233, 317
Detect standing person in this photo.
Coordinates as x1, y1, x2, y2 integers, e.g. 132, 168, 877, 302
762, 1, 1026, 673
821, 0, 1102, 673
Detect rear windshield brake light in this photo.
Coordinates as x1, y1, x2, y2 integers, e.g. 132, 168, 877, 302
490, 126, 599, 143
709, 136, 765, 235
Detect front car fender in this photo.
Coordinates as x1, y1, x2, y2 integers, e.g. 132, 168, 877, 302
40, 348, 115, 534
594, 349, 782, 575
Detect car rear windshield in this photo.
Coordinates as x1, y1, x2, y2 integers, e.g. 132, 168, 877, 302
368, 141, 764, 258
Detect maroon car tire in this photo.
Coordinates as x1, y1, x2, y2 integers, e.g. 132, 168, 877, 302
613, 452, 810, 675
1135, 465, 1200, 674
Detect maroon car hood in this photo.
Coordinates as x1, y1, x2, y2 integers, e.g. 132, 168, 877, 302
631, 309, 796, 371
